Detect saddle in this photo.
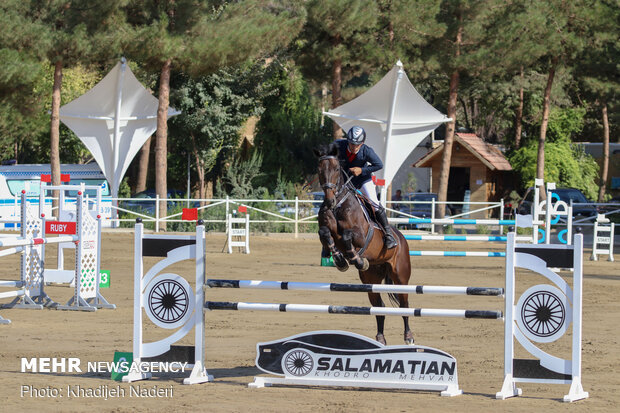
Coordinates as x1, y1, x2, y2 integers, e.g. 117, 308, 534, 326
353, 191, 380, 229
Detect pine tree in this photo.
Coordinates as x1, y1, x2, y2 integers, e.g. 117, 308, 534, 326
296, 0, 379, 138
124, 0, 305, 229
7, 1, 125, 214
429, 0, 499, 219
574, 1, 619, 201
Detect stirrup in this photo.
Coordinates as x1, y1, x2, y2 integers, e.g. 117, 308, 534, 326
384, 232, 397, 249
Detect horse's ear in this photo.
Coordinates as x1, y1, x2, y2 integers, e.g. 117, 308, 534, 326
329, 142, 338, 156
312, 147, 322, 158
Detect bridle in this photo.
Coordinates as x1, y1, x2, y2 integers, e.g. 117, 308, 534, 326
318, 155, 354, 211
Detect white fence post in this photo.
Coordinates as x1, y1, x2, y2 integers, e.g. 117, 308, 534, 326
155, 194, 160, 233
294, 197, 299, 239
431, 198, 436, 234
499, 199, 505, 235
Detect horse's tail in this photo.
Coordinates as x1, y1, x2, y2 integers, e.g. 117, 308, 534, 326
383, 271, 400, 307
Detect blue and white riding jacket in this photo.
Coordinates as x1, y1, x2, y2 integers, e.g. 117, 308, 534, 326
335, 139, 383, 188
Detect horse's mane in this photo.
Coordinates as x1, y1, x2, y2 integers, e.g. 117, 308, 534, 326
315, 142, 339, 158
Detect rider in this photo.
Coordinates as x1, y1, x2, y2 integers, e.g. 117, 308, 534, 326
336, 126, 397, 249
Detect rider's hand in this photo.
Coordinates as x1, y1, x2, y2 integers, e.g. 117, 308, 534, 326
349, 167, 362, 176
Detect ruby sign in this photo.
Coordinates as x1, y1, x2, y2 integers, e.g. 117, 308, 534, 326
45, 221, 77, 235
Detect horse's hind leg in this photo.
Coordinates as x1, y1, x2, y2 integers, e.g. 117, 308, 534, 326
402, 314, 414, 345
318, 226, 348, 272
367, 292, 386, 345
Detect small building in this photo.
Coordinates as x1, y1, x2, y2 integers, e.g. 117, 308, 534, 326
413, 133, 513, 217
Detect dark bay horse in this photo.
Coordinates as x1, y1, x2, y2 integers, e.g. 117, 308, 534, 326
313, 142, 414, 345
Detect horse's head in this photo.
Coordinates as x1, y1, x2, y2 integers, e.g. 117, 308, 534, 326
313, 143, 341, 209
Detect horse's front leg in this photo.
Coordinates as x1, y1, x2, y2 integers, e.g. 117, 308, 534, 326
318, 226, 348, 272
341, 229, 369, 271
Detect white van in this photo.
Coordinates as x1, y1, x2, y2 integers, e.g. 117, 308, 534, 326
0, 163, 113, 228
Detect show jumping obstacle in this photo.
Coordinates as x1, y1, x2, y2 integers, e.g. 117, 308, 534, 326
497, 232, 588, 402
394, 182, 574, 257
123, 220, 211, 384
227, 212, 250, 254
126, 222, 587, 401
395, 217, 524, 258
590, 214, 615, 262
532, 179, 574, 245
126, 221, 503, 393
38, 175, 106, 285
0, 190, 114, 316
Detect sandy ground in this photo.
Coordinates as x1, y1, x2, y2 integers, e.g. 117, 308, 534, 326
0, 229, 618, 413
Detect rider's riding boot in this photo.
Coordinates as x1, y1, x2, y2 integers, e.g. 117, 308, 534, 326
376, 208, 397, 249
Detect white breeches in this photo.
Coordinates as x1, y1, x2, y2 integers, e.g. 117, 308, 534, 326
359, 180, 381, 210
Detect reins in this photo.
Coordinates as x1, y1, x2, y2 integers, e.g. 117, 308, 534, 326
318, 155, 354, 211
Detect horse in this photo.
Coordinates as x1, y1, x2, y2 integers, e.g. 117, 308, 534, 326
313, 142, 414, 345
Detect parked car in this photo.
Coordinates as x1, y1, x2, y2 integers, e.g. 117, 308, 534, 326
277, 191, 324, 216
396, 192, 452, 229
516, 187, 598, 219
401, 192, 453, 217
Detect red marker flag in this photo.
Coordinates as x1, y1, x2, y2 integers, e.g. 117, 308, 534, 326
238, 206, 248, 213
182, 208, 198, 221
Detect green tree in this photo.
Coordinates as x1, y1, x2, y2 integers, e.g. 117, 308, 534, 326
168, 63, 273, 200
499, 1, 592, 191
429, 0, 501, 219
7, 1, 125, 214
253, 63, 332, 191
124, 0, 305, 229
574, 0, 619, 201
296, 0, 379, 138
0, 1, 48, 162
509, 106, 599, 199
218, 152, 268, 199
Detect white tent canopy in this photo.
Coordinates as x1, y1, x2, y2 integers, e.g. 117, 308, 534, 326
60, 58, 180, 204
323, 61, 451, 205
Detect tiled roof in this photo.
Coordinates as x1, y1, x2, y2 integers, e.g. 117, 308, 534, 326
414, 133, 512, 171
456, 133, 512, 171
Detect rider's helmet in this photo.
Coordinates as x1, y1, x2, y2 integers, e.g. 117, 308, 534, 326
346, 126, 366, 145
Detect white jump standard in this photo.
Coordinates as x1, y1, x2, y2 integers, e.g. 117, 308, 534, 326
0, 190, 114, 315
124, 220, 211, 385
0, 191, 55, 310
496, 232, 588, 402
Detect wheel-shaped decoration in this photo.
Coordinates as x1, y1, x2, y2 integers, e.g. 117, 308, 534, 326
144, 273, 195, 330
515, 284, 571, 343
283, 349, 314, 377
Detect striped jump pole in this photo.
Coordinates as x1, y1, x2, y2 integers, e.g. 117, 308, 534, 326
406, 235, 507, 242
206, 279, 504, 296
409, 251, 505, 257
205, 301, 503, 319
0, 235, 77, 248
404, 235, 533, 242
395, 218, 516, 226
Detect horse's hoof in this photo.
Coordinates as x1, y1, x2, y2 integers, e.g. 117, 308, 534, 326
376, 334, 386, 346
356, 258, 369, 271
333, 254, 349, 272
404, 331, 415, 345
336, 264, 349, 272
